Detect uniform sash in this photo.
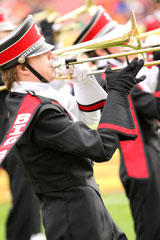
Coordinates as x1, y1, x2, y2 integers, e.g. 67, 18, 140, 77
0, 94, 42, 164
120, 95, 149, 179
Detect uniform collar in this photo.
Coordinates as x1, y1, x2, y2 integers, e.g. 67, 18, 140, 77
11, 81, 61, 102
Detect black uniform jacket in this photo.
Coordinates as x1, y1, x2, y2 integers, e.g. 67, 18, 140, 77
119, 80, 160, 240
131, 86, 160, 143
4, 90, 136, 194
0, 76, 8, 143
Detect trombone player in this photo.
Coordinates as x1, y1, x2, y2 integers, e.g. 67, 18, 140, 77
0, 14, 145, 240
73, 5, 160, 240
0, 11, 46, 240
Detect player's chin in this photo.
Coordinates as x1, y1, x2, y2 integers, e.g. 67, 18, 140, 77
48, 73, 56, 82
50, 69, 56, 78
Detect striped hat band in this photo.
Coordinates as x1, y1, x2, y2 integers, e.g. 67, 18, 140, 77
0, 15, 54, 70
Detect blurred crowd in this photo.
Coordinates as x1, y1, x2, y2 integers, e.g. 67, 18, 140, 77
0, 0, 160, 44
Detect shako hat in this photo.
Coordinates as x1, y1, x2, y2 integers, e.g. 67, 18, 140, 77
0, 14, 54, 71
0, 11, 16, 32
73, 6, 118, 44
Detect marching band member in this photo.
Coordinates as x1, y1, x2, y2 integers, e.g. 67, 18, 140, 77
74, 6, 160, 240
0, 14, 145, 240
0, 11, 45, 240
119, 48, 160, 240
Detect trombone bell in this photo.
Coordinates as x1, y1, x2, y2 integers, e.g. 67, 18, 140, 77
53, 10, 142, 57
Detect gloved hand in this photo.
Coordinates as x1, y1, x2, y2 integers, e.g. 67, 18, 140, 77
105, 57, 146, 94
72, 63, 91, 83
58, 62, 92, 83
137, 66, 159, 93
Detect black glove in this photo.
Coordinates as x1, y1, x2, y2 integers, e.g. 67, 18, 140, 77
105, 57, 146, 94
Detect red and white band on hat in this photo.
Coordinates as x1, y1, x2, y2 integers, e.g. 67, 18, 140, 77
0, 15, 54, 71
74, 6, 118, 44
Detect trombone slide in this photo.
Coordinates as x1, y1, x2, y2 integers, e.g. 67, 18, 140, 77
53, 46, 160, 68
87, 60, 160, 76
54, 59, 160, 80
53, 46, 160, 80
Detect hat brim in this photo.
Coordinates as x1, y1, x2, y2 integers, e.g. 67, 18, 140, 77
27, 41, 55, 58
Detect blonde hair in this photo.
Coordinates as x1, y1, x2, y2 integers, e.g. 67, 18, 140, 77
1, 65, 18, 91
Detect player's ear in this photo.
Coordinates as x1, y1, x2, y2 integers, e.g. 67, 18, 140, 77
16, 64, 29, 75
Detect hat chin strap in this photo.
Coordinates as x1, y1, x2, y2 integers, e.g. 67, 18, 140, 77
23, 61, 49, 83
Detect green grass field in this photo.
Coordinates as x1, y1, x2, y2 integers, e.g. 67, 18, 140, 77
103, 192, 136, 239
0, 191, 136, 240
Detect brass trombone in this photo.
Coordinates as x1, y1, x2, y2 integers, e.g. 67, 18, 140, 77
52, 9, 141, 75
1, 46, 160, 91
51, 10, 160, 78
53, 46, 160, 70
52, 10, 142, 58
33, 0, 97, 24
54, 0, 97, 24
140, 28, 160, 40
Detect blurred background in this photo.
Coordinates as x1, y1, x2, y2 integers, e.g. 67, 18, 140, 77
1, 0, 160, 239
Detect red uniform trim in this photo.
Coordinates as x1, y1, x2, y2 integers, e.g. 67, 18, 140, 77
0, 94, 41, 163
98, 123, 137, 135
78, 100, 106, 112
120, 95, 149, 178
80, 11, 111, 42
154, 91, 160, 98
137, 84, 144, 91
0, 23, 42, 65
